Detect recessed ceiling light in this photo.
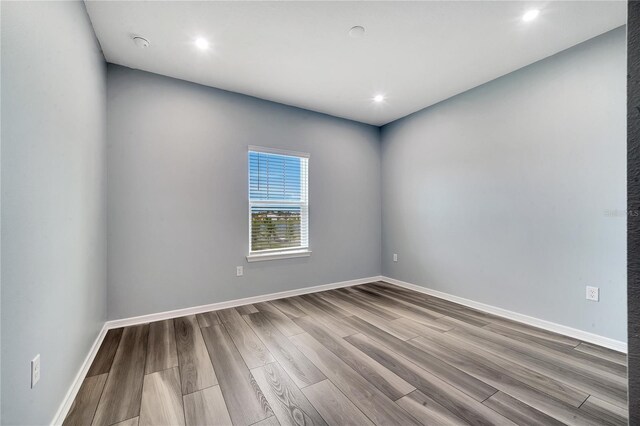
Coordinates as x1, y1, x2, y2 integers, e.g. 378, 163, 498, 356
132, 36, 150, 48
195, 37, 210, 50
349, 26, 365, 38
522, 9, 540, 22
373, 94, 385, 103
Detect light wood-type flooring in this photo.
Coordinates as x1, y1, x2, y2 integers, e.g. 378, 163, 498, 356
63, 281, 628, 425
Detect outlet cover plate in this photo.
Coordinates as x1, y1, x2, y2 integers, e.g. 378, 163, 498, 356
586, 286, 599, 302
236, 266, 243, 277
31, 354, 40, 388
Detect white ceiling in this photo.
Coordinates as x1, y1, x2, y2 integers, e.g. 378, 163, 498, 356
85, 1, 626, 126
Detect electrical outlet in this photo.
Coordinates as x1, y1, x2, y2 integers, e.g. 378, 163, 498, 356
393, 253, 398, 262
31, 354, 40, 388
236, 266, 243, 277
586, 286, 599, 302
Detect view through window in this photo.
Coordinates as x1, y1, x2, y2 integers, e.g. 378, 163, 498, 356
248, 147, 309, 255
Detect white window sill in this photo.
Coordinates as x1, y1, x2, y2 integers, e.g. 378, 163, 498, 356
246, 249, 312, 262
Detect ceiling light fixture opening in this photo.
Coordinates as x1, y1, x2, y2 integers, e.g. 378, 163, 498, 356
522, 9, 540, 22
349, 26, 365, 38
132, 36, 150, 48
195, 37, 210, 50
373, 94, 385, 103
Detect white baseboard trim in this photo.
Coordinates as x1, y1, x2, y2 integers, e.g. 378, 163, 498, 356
106, 275, 383, 329
381, 276, 627, 353
51, 323, 109, 425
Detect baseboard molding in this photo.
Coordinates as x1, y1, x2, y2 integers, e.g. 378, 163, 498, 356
106, 275, 383, 329
51, 323, 109, 425
381, 276, 627, 353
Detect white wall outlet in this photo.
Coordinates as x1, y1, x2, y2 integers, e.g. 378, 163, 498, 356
236, 266, 243, 277
31, 354, 40, 388
586, 286, 599, 302
393, 253, 398, 262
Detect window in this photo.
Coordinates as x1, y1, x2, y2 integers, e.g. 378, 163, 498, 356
247, 146, 310, 261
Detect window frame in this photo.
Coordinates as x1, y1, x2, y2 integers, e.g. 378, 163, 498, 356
246, 145, 311, 262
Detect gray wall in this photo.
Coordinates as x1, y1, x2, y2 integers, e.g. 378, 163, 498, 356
381, 27, 627, 341
1, 1, 107, 425
106, 65, 381, 320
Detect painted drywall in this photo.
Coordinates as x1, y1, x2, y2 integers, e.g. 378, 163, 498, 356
381, 26, 627, 341
1, 1, 107, 424
106, 64, 381, 320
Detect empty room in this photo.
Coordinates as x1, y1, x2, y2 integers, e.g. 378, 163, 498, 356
2, 1, 638, 425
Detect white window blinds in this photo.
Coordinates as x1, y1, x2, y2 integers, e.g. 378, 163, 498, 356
248, 147, 309, 254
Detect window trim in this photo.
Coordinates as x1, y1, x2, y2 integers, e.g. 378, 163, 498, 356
246, 249, 312, 263
248, 145, 310, 159
247, 146, 310, 261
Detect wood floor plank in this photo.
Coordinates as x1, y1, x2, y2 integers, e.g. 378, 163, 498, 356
391, 315, 454, 334
364, 286, 481, 325
63, 373, 108, 426
409, 336, 601, 425
251, 362, 327, 426
580, 395, 629, 426
483, 392, 565, 426
92, 324, 149, 426
294, 294, 349, 320
360, 284, 457, 319
245, 312, 326, 388
351, 283, 398, 300
236, 304, 259, 315
301, 380, 374, 426
139, 367, 185, 426
344, 333, 512, 425
397, 285, 501, 323
341, 315, 497, 402
318, 292, 420, 340
367, 283, 491, 326
87, 328, 123, 377
253, 302, 304, 337
183, 385, 233, 426
217, 307, 276, 369
300, 293, 352, 318
145, 319, 178, 374
440, 316, 628, 408
485, 322, 626, 378
201, 324, 273, 425
486, 317, 581, 348
294, 315, 415, 400
270, 298, 306, 319
396, 390, 467, 426
403, 319, 589, 407
174, 315, 218, 394
290, 333, 422, 425
252, 416, 281, 426
196, 311, 221, 328
287, 296, 357, 337
350, 288, 459, 329
575, 342, 627, 366
112, 417, 139, 426
442, 314, 627, 385
337, 288, 401, 321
